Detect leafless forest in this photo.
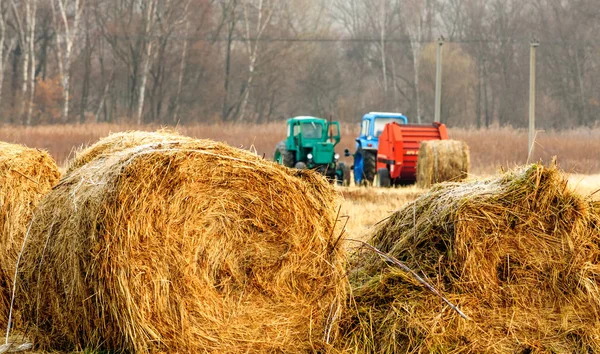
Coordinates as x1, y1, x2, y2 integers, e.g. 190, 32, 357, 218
1, 0, 599, 128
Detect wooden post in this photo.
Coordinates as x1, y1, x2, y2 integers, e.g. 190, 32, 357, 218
434, 37, 444, 123
528, 40, 539, 161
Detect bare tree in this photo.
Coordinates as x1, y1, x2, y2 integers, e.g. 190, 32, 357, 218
25, 0, 37, 125
51, 0, 84, 122
172, 16, 190, 124
9, 0, 38, 124
0, 0, 596, 129
136, 0, 158, 125
0, 1, 17, 114
402, 0, 433, 123
237, 0, 275, 122
219, 0, 238, 120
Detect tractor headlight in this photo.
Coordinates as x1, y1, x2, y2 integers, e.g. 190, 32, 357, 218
307, 153, 313, 160
334, 153, 340, 161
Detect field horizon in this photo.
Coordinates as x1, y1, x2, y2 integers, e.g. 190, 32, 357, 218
1, 123, 599, 175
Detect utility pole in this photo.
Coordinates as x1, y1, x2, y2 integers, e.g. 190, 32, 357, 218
434, 37, 444, 123
528, 40, 539, 161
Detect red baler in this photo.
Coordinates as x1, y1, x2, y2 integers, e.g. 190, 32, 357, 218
376, 122, 448, 186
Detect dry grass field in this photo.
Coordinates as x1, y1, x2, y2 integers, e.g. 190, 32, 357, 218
1, 122, 598, 242
1, 123, 598, 243
0, 123, 599, 352
1, 123, 599, 175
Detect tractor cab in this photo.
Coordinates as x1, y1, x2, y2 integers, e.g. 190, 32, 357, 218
357, 112, 408, 151
274, 116, 350, 185
285, 116, 340, 166
348, 112, 408, 185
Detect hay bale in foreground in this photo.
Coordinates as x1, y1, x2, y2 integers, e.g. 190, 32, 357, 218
66, 129, 185, 172
17, 132, 346, 353
343, 163, 600, 353
416, 139, 469, 188
0, 142, 60, 325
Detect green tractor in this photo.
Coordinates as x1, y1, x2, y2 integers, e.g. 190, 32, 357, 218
274, 116, 350, 185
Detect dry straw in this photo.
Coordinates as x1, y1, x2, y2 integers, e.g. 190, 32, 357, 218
0, 142, 60, 326
66, 129, 185, 172
342, 162, 600, 353
16, 131, 347, 353
416, 139, 470, 188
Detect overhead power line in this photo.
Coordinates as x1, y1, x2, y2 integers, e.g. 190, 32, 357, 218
113, 34, 600, 48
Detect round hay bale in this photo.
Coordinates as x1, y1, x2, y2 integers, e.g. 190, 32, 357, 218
66, 129, 184, 172
17, 132, 346, 353
343, 163, 600, 353
416, 139, 470, 188
0, 142, 60, 325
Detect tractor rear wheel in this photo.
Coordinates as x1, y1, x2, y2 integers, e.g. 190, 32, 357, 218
361, 149, 377, 185
274, 141, 294, 167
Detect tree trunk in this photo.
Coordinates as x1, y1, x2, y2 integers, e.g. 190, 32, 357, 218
173, 20, 190, 124
10, 45, 19, 118
379, 0, 387, 98
391, 56, 399, 111
238, 0, 274, 122
53, 0, 83, 123
20, 11, 29, 122
574, 48, 587, 126
136, 0, 156, 125
80, 32, 91, 124
405, 14, 422, 123
95, 71, 113, 123
222, 0, 237, 121
476, 57, 482, 129
484, 70, 491, 128
137, 41, 152, 125
0, 10, 17, 115
25, 0, 38, 126
412, 44, 421, 123
237, 57, 254, 122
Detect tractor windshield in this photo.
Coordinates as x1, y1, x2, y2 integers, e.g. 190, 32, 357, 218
301, 122, 322, 139
373, 118, 404, 137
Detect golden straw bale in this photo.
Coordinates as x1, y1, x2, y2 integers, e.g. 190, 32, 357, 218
16, 132, 346, 353
67, 129, 186, 172
343, 163, 600, 353
416, 139, 470, 188
0, 142, 60, 325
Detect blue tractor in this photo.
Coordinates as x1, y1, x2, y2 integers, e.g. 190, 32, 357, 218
345, 112, 408, 185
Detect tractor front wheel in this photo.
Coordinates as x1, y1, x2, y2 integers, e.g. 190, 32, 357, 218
337, 162, 351, 186
274, 141, 294, 167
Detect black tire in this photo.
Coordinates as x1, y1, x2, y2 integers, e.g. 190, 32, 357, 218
295, 161, 307, 169
378, 168, 391, 188
274, 141, 294, 167
337, 162, 351, 186
361, 149, 377, 185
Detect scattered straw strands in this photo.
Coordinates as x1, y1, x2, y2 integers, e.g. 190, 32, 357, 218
342, 162, 600, 353
66, 129, 187, 172
416, 139, 469, 188
15, 131, 347, 353
0, 142, 60, 326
